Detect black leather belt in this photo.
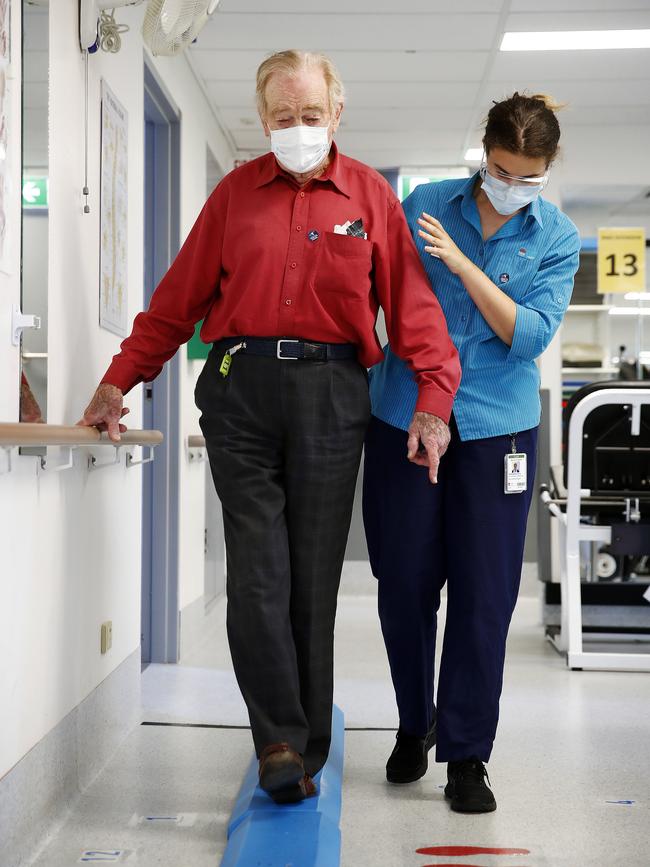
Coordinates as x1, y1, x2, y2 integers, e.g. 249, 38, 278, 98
214, 337, 357, 362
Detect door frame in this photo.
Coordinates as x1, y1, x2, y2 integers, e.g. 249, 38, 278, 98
141, 61, 181, 665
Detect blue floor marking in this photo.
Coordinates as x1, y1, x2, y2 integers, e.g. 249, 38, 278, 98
220, 705, 344, 867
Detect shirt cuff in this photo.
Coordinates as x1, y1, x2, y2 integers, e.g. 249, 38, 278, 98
414, 387, 454, 423
100, 358, 143, 395
508, 303, 543, 362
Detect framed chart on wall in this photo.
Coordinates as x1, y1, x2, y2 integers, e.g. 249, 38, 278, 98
99, 80, 128, 337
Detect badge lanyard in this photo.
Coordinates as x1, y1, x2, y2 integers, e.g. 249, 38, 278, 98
504, 432, 527, 495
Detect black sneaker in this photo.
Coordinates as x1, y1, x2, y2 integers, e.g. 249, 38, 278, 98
386, 719, 436, 784
444, 758, 497, 813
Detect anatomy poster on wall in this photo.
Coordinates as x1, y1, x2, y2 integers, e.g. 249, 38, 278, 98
99, 80, 128, 337
0, 0, 10, 274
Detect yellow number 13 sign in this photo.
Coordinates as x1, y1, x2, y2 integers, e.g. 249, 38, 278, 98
597, 227, 646, 294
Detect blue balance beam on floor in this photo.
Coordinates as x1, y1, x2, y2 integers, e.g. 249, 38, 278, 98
220, 705, 344, 867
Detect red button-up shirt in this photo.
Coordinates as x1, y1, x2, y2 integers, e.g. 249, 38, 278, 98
102, 143, 460, 420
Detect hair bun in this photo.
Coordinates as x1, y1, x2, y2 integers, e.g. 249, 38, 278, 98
529, 92, 566, 113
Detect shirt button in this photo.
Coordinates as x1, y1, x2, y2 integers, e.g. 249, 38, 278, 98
300, 192, 305, 198
296, 225, 302, 231
461, 315, 468, 322
285, 299, 292, 306
290, 262, 297, 269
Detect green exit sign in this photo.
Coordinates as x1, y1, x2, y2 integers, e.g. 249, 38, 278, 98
22, 176, 49, 208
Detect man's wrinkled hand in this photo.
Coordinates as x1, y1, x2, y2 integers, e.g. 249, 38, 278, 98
407, 411, 451, 484
77, 383, 129, 443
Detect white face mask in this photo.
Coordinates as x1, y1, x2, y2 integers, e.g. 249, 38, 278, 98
270, 124, 330, 175
479, 164, 547, 215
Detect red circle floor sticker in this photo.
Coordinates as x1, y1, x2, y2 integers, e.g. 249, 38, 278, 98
417, 846, 531, 857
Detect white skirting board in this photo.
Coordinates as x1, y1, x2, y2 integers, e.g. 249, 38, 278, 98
0, 647, 141, 867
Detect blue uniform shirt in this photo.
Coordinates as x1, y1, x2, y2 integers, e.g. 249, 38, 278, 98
369, 173, 580, 441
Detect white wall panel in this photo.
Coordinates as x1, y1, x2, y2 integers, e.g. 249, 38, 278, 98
0, 0, 235, 782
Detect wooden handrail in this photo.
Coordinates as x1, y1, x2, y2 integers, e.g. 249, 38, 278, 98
187, 434, 206, 449
0, 423, 163, 448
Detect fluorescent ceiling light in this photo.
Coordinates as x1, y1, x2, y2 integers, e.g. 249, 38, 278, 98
500, 29, 650, 51
464, 148, 483, 162
624, 292, 650, 301
609, 306, 650, 316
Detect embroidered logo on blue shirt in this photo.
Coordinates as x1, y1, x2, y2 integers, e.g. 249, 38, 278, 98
499, 273, 510, 284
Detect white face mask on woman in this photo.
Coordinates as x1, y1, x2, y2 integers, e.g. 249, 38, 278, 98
479, 164, 548, 216
270, 124, 330, 175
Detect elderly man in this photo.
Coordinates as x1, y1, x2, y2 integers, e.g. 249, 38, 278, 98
79, 50, 460, 804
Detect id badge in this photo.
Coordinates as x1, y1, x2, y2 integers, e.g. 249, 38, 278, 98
504, 452, 527, 494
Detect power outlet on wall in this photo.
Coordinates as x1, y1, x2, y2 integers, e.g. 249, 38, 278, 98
101, 621, 113, 654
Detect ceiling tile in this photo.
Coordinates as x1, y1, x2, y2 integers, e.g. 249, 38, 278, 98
192, 2, 650, 172
512, 0, 650, 10
190, 47, 490, 84
560, 104, 650, 126
189, 49, 269, 82
231, 130, 267, 150
483, 78, 650, 107
206, 79, 481, 109
218, 0, 503, 11
220, 105, 472, 133
335, 129, 468, 152
334, 143, 467, 167
199, 12, 499, 51
491, 48, 650, 83
506, 9, 650, 31
234, 128, 468, 152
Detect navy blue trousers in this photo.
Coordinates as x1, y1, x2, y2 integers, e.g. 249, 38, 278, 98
362, 415, 537, 763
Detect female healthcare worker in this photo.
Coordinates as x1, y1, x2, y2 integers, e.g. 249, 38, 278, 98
363, 93, 581, 813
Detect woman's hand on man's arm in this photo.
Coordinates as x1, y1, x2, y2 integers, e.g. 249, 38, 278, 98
417, 212, 517, 346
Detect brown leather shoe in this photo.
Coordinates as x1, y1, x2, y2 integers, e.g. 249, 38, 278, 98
268, 773, 318, 805
300, 774, 318, 799
258, 743, 317, 804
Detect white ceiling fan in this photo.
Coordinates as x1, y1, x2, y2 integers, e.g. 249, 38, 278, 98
79, 0, 221, 56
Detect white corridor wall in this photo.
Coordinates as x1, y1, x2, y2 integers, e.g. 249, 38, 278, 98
0, 0, 234, 781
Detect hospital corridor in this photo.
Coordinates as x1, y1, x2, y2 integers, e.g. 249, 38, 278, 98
1, 2, 649, 866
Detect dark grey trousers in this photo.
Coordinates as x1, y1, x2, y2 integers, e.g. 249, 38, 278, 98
195, 345, 370, 775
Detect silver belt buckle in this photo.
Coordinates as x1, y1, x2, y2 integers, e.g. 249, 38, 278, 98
277, 339, 300, 360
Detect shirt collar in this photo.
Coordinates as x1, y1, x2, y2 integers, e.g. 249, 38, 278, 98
448, 171, 544, 228
253, 140, 350, 197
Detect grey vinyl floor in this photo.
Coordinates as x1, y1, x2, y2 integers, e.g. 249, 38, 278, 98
27, 592, 650, 867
